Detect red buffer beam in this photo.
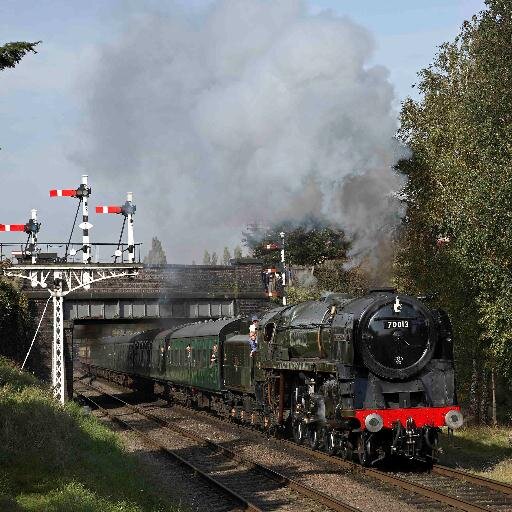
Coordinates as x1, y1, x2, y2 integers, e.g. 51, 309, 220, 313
0, 224, 26, 232
95, 206, 122, 214
49, 189, 76, 197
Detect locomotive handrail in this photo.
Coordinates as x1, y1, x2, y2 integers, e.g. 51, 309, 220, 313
276, 322, 332, 332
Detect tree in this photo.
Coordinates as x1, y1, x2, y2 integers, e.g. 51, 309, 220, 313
143, 237, 167, 265
0, 41, 40, 71
395, 1, 512, 418
210, 252, 218, 265
243, 217, 349, 267
203, 250, 211, 265
233, 246, 242, 259
222, 247, 231, 265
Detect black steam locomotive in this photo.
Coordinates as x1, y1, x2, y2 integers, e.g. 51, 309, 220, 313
80, 288, 463, 466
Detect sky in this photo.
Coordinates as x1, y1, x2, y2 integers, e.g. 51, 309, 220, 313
0, 0, 486, 263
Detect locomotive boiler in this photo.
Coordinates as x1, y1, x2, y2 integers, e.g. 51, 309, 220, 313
80, 288, 463, 466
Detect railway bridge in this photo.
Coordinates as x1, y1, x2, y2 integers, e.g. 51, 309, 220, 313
12, 259, 268, 399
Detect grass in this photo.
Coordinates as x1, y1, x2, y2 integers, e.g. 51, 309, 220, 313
440, 426, 512, 483
0, 357, 183, 511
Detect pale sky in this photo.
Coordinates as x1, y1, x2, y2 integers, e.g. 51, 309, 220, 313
0, 0, 486, 262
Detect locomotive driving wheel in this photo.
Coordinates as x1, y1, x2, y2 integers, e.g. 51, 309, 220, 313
356, 433, 372, 466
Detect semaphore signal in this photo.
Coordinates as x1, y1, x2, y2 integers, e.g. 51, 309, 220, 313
96, 192, 136, 263
49, 174, 92, 263
0, 209, 41, 264
262, 232, 287, 305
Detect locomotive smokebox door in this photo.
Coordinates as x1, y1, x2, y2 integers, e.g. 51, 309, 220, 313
358, 295, 436, 380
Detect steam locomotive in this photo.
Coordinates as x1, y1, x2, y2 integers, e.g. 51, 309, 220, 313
80, 288, 463, 466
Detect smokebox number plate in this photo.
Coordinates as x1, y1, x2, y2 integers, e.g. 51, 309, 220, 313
384, 320, 409, 329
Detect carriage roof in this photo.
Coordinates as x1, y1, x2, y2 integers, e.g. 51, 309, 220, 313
169, 317, 241, 339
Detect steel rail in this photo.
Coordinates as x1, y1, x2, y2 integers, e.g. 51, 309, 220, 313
76, 390, 261, 512
432, 464, 512, 496
76, 383, 359, 512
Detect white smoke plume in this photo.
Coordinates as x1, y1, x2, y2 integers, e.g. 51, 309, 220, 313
74, 0, 405, 263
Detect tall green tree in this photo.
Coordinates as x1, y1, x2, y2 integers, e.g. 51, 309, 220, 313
395, 0, 512, 418
143, 237, 167, 265
0, 41, 40, 71
202, 250, 211, 265
233, 246, 242, 259
210, 252, 218, 265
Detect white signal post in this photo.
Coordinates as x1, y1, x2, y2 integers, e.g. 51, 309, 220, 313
79, 175, 92, 265
28, 209, 38, 264
126, 192, 135, 263
280, 231, 286, 306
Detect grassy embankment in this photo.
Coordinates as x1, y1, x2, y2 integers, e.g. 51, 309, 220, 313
0, 357, 183, 512
440, 426, 512, 483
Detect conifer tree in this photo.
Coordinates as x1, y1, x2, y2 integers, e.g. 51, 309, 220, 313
222, 247, 231, 265
143, 237, 167, 264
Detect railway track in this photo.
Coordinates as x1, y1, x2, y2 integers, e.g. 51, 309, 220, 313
263, 425, 512, 512
75, 381, 359, 512
76, 376, 512, 511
